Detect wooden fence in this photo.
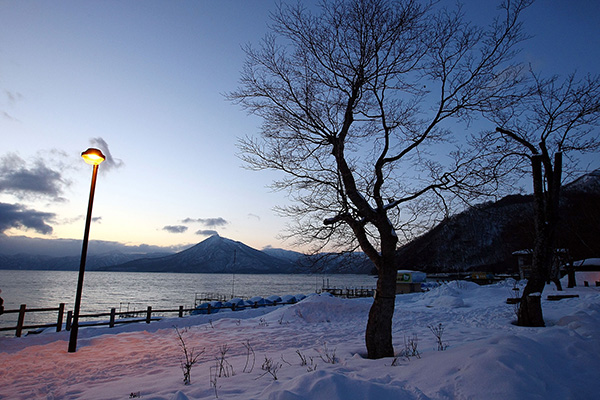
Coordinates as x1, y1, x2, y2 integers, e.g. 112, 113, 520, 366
0, 304, 65, 338
0, 304, 195, 338
0, 300, 293, 338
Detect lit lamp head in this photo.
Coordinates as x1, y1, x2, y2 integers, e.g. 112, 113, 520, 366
81, 148, 106, 165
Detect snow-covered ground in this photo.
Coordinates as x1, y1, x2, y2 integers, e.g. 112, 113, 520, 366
1, 272, 599, 400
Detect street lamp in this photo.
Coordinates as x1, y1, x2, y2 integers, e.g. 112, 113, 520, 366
68, 148, 105, 353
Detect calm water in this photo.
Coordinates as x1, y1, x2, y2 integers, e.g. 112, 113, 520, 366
0, 270, 375, 335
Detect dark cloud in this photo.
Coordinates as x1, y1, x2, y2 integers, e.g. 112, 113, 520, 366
195, 229, 218, 236
162, 225, 188, 233
0, 153, 67, 200
89, 137, 124, 172
0, 202, 55, 234
182, 217, 228, 227
0, 234, 185, 257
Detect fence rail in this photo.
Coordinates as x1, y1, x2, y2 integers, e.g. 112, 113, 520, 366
0, 300, 292, 337
0, 304, 65, 337
65, 306, 195, 331
0, 304, 199, 338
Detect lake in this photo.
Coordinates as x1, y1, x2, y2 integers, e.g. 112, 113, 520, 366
0, 270, 376, 335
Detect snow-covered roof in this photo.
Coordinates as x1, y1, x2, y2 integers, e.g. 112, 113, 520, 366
574, 258, 600, 267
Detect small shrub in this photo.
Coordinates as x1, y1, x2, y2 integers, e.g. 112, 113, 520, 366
174, 326, 204, 385
402, 333, 420, 359
296, 349, 307, 366
316, 342, 337, 364
243, 340, 256, 373
428, 323, 449, 351
306, 356, 317, 372
215, 344, 234, 378
209, 365, 220, 399
258, 356, 281, 380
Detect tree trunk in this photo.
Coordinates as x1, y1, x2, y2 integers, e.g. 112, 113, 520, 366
567, 260, 576, 288
517, 152, 563, 326
547, 152, 563, 291
517, 283, 545, 326
552, 277, 563, 291
365, 261, 397, 359
518, 155, 546, 326
365, 232, 398, 359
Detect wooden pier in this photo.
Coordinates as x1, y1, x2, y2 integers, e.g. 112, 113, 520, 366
318, 286, 374, 298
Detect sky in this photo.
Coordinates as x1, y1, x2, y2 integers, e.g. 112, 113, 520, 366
1, 0, 599, 257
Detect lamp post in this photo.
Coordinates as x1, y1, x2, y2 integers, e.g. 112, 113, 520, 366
68, 148, 105, 353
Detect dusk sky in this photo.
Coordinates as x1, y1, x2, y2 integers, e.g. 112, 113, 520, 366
1, 0, 599, 257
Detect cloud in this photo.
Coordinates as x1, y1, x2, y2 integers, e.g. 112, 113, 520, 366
2, 110, 19, 122
162, 225, 188, 233
247, 213, 261, 221
1, 90, 23, 121
0, 153, 67, 200
4, 90, 24, 105
0, 202, 55, 234
195, 229, 218, 236
182, 217, 229, 227
89, 137, 124, 172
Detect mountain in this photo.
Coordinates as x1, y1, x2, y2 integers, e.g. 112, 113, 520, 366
395, 169, 600, 273
562, 168, 600, 194
99, 235, 297, 274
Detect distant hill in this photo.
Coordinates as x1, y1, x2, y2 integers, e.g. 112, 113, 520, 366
0, 251, 171, 271
0, 234, 371, 274
395, 169, 600, 273
262, 247, 373, 274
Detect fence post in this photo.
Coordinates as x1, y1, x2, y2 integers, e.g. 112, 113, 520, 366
146, 306, 152, 324
109, 308, 116, 328
15, 304, 26, 338
56, 303, 65, 332
66, 311, 72, 331
207, 304, 212, 315
178, 305, 183, 318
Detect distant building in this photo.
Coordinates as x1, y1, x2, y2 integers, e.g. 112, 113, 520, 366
396, 270, 426, 294
511, 249, 569, 280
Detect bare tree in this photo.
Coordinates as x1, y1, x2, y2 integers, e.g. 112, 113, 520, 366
228, 0, 530, 359
492, 72, 600, 326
